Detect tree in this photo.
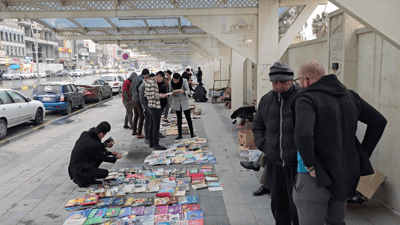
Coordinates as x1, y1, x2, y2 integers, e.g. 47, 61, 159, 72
312, 12, 328, 38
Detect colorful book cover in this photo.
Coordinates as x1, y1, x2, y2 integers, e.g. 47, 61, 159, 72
123, 197, 135, 207
132, 198, 146, 207
144, 197, 155, 206
144, 206, 156, 216
63, 218, 87, 225
81, 195, 98, 206
208, 182, 221, 187
97, 197, 115, 207
118, 207, 131, 218
112, 197, 126, 206
154, 197, 169, 206
157, 222, 170, 225
168, 205, 182, 214
154, 214, 171, 223
95, 208, 107, 217
65, 198, 85, 208
83, 216, 103, 225
170, 213, 180, 222
188, 219, 204, 225
175, 220, 189, 225
136, 215, 154, 222
208, 186, 224, 191
87, 209, 98, 219
104, 207, 121, 218
178, 196, 198, 205
167, 196, 179, 205
156, 205, 168, 215
66, 209, 91, 220
181, 204, 201, 212
187, 210, 204, 220
131, 206, 145, 215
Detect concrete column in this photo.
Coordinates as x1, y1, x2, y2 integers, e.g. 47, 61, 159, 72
207, 59, 214, 88
245, 59, 253, 104
231, 50, 246, 112
220, 60, 230, 89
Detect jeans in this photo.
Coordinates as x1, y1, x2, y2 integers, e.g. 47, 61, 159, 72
164, 101, 170, 119
148, 108, 162, 146
132, 101, 144, 135
123, 101, 134, 128
176, 108, 194, 136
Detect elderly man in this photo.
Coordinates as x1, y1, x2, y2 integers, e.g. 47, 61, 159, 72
68, 122, 122, 188
252, 62, 299, 225
293, 60, 387, 225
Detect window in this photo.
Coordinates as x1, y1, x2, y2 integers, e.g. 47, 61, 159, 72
93, 80, 100, 85
0, 31, 3, 41
98, 80, 106, 85
5, 32, 8, 42
6, 91, 26, 103
33, 85, 62, 94
70, 85, 78, 92
118, 76, 124, 82
0, 91, 12, 104
63, 85, 72, 93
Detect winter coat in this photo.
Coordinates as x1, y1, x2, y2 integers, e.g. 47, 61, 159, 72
68, 128, 117, 184
139, 82, 147, 109
292, 74, 387, 200
169, 79, 191, 111
130, 75, 144, 102
252, 84, 300, 167
193, 85, 207, 102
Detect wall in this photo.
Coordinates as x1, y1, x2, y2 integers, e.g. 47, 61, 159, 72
32, 63, 63, 71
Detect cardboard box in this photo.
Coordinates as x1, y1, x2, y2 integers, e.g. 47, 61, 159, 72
356, 169, 387, 199
238, 145, 249, 158
249, 150, 262, 162
224, 87, 231, 98
238, 130, 256, 148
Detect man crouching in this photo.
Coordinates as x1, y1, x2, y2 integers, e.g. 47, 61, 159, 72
68, 121, 122, 187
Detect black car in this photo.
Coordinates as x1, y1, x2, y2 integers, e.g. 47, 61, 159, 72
56, 69, 68, 77
45, 70, 55, 77
31, 82, 85, 115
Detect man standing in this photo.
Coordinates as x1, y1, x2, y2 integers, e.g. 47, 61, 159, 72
252, 62, 299, 225
130, 69, 149, 138
196, 67, 203, 84
163, 70, 172, 122
293, 60, 387, 225
68, 122, 122, 188
122, 72, 137, 129
145, 71, 168, 150
139, 74, 153, 144
182, 68, 190, 80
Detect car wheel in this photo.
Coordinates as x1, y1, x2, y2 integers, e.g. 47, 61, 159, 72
10, 76, 13, 80
97, 92, 103, 102
65, 102, 72, 115
0, 119, 7, 140
79, 98, 85, 109
33, 108, 43, 125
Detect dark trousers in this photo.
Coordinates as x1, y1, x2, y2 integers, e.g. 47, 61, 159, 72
294, 173, 346, 225
132, 101, 144, 135
148, 108, 162, 146
123, 101, 133, 128
143, 106, 150, 140
164, 101, 170, 119
267, 158, 299, 225
176, 108, 194, 136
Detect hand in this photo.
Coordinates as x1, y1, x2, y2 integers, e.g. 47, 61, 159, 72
309, 170, 316, 177
179, 89, 184, 94
160, 94, 167, 98
107, 143, 114, 148
116, 153, 122, 159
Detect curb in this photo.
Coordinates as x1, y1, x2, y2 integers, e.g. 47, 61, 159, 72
11, 85, 36, 91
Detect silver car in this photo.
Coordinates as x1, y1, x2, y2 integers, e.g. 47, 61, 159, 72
2, 71, 21, 80
0, 89, 45, 139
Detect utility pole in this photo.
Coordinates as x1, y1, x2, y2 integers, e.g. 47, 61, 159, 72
30, 21, 40, 83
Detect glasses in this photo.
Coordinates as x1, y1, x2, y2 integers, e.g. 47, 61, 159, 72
293, 77, 310, 84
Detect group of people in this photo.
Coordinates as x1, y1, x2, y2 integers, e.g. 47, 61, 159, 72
241, 60, 387, 225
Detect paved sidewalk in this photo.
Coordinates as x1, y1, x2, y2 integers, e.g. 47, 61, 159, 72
0, 96, 399, 224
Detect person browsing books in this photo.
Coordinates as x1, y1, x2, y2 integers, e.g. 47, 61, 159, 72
68, 121, 122, 188
169, 73, 195, 140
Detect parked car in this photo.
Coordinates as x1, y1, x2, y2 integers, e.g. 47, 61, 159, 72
99, 75, 124, 94
69, 69, 85, 77
20, 72, 34, 79
2, 71, 21, 80
84, 69, 93, 76
31, 82, 85, 115
56, 69, 68, 77
0, 89, 45, 139
45, 70, 55, 77
74, 78, 112, 102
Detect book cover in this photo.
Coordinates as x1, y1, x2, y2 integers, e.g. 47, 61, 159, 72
178, 196, 198, 205
208, 186, 224, 191
132, 198, 146, 207
83, 217, 103, 225
94, 208, 107, 217
168, 205, 182, 215
66, 209, 91, 220
63, 218, 87, 225
157, 222, 170, 225
87, 209, 98, 219
136, 215, 154, 223
154, 214, 171, 223
97, 197, 115, 207
144, 206, 156, 216
112, 197, 126, 206
118, 207, 131, 218
104, 207, 121, 218
143, 197, 155, 206
172, 191, 186, 197
174, 220, 189, 225
65, 198, 85, 208
123, 197, 135, 207
208, 182, 221, 187
154, 197, 169, 206
192, 183, 208, 190
123, 184, 135, 193
205, 176, 218, 181
170, 213, 180, 222
156, 205, 168, 215
181, 204, 201, 212
187, 210, 204, 220
188, 219, 204, 225
131, 206, 145, 215
81, 195, 98, 206
167, 196, 179, 205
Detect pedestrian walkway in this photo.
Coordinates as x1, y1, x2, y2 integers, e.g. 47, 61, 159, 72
0, 96, 398, 224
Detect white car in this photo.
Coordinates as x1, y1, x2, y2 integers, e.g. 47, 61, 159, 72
20, 72, 34, 79
69, 69, 85, 77
84, 69, 93, 76
2, 71, 21, 80
100, 75, 124, 93
0, 89, 45, 139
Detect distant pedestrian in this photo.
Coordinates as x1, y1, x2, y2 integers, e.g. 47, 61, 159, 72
163, 70, 172, 122
122, 72, 137, 129
293, 60, 387, 225
182, 68, 190, 80
130, 69, 149, 138
196, 67, 203, 84
139, 74, 153, 144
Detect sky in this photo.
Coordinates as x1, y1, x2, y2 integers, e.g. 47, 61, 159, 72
300, 2, 339, 41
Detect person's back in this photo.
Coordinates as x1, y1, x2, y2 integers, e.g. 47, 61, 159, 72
131, 75, 144, 102
193, 84, 207, 102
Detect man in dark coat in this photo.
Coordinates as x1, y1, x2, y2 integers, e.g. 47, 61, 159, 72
182, 68, 191, 80
68, 122, 122, 187
193, 82, 208, 102
293, 60, 387, 225
196, 67, 203, 84
130, 69, 149, 138
252, 62, 300, 225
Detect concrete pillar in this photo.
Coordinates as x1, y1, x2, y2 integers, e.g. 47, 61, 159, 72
207, 59, 214, 88
245, 59, 253, 105
220, 60, 230, 89
231, 50, 246, 112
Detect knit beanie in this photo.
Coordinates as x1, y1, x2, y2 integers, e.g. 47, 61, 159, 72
269, 62, 294, 82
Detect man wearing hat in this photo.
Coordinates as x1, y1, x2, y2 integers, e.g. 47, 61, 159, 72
251, 62, 300, 225
68, 121, 122, 187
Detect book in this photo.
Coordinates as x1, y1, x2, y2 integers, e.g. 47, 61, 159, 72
87, 209, 98, 219
156, 205, 168, 215
188, 219, 204, 225
208, 186, 224, 191
144, 206, 156, 216
132, 198, 146, 207
97, 197, 115, 207
94, 208, 107, 217
65, 198, 84, 208
168, 205, 182, 215
154, 214, 171, 223
205, 176, 218, 181
81, 195, 98, 206
131, 206, 145, 216
178, 196, 199, 205
104, 207, 121, 218
123, 184, 135, 193
172, 191, 186, 197
154, 197, 169, 206
208, 182, 221, 187
192, 183, 208, 190
143, 197, 155, 206
136, 215, 154, 223
66, 209, 91, 220
123, 197, 135, 207
181, 204, 201, 212
187, 210, 204, 220
63, 218, 86, 225
118, 207, 131, 218
112, 197, 126, 206
83, 217, 103, 225
167, 196, 179, 205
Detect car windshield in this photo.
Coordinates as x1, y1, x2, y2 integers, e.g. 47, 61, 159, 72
3, 71, 13, 74
74, 79, 95, 86
33, 85, 62, 94
101, 76, 116, 81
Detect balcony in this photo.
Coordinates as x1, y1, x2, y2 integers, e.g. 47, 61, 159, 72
25, 36, 58, 46
18, 19, 31, 27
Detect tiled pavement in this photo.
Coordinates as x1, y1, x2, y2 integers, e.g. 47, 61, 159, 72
0, 96, 399, 224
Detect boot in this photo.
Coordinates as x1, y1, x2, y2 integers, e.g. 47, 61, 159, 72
154, 145, 167, 150
253, 186, 270, 196
175, 135, 183, 140
240, 161, 260, 171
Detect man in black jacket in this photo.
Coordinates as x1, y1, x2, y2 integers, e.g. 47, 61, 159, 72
68, 122, 122, 188
130, 69, 149, 138
193, 82, 208, 102
196, 67, 203, 84
252, 62, 300, 225
293, 60, 387, 225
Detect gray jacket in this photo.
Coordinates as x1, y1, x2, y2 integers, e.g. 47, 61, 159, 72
169, 79, 191, 111
139, 82, 147, 109
130, 75, 144, 102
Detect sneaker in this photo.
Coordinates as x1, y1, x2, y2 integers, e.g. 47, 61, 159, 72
137, 134, 145, 139
154, 145, 167, 150
123, 125, 131, 129
175, 135, 183, 140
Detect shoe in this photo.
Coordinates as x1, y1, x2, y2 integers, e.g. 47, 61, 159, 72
154, 145, 167, 150
190, 134, 197, 138
253, 186, 270, 196
88, 179, 102, 185
149, 144, 155, 148
132, 131, 137, 135
175, 135, 182, 140
73, 179, 89, 188
159, 133, 165, 138
137, 134, 145, 139
123, 125, 131, 129
240, 161, 260, 171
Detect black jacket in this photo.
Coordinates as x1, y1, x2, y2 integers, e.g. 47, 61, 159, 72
68, 128, 117, 183
253, 84, 300, 167
158, 82, 168, 109
197, 70, 203, 82
292, 75, 387, 200
193, 85, 207, 102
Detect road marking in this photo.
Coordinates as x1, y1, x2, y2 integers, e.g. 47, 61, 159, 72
21, 86, 29, 90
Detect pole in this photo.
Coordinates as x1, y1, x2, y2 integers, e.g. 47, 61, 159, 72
29, 22, 40, 83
